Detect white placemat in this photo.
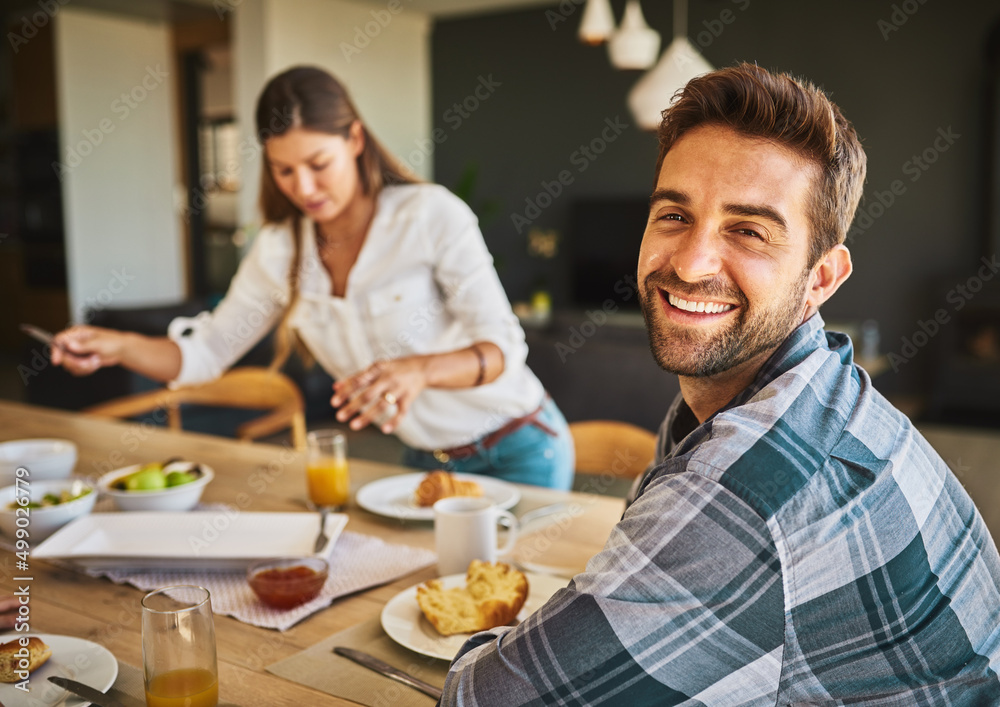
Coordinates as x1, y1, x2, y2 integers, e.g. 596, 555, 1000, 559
84, 530, 436, 631
6, 500, 435, 631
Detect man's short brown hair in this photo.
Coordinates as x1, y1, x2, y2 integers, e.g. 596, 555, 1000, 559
655, 63, 867, 265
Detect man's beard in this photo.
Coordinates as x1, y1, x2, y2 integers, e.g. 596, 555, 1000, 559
639, 270, 809, 378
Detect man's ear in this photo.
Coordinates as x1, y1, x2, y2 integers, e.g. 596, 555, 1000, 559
806, 244, 852, 309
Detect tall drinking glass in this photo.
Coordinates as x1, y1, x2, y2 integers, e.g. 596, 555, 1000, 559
306, 430, 350, 510
141, 585, 219, 707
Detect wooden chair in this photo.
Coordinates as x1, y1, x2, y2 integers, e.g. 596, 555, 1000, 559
568, 420, 658, 479
84, 367, 308, 450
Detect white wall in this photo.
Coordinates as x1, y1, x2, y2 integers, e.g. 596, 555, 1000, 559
55, 7, 184, 323
233, 0, 432, 231
233, 0, 269, 237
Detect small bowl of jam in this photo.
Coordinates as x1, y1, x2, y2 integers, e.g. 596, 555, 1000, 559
247, 556, 329, 609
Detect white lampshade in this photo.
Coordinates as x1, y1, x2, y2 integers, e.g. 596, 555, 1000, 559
608, 1, 661, 70
627, 36, 714, 131
578, 0, 615, 46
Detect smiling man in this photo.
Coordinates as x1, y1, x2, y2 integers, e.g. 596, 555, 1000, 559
440, 64, 1000, 705
639, 121, 848, 421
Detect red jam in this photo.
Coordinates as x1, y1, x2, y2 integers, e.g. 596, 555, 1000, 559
249, 565, 326, 609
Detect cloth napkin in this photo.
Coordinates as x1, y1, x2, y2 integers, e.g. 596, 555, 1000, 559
83, 531, 436, 631
267, 617, 450, 706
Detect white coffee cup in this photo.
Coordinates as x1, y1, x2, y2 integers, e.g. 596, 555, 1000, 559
433, 497, 519, 576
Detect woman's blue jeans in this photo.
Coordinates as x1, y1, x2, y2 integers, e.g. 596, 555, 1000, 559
401, 398, 574, 490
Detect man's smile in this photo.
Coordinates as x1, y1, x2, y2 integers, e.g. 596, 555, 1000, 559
658, 288, 739, 322
665, 291, 736, 315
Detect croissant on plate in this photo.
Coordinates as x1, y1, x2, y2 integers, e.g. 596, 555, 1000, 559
416, 560, 529, 636
414, 470, 483, 507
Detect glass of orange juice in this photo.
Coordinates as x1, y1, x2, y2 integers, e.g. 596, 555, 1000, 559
306, 430, 350, 510
141, 585, 218, 707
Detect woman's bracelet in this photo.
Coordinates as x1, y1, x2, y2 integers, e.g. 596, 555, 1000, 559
472, 344, 487, 386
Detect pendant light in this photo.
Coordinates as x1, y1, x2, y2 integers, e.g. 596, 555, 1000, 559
578, 0, 615, 46
607, 1, 661, 70
627, 0, 714, 130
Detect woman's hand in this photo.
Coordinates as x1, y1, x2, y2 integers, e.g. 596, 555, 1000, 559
50, 325, 128, 376
331, 357, 430, 433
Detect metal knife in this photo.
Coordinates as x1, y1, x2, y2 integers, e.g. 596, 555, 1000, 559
333, 646, 443, 700
47, 676, 128, 707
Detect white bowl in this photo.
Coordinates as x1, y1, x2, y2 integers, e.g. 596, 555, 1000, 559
97, 461, 214, 512
0, 478, 97, 540
0, 439, 78, 486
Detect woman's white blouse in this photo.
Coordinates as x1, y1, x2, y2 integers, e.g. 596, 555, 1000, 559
167, 183, 546, 450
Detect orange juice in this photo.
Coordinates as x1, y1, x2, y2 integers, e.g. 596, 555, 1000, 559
307, 457, 350, 507
146, 667, 218, 707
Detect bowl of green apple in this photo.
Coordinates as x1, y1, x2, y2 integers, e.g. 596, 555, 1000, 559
97, 459, 214, 511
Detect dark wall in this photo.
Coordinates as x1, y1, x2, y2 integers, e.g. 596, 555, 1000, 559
431, 0, 1000, 401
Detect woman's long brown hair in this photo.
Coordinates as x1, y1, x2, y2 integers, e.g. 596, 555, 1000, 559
255, 66, 419, 371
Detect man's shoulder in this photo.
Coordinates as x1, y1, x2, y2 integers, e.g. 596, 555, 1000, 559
690, 349, 865, 519
679, 331, 925, 524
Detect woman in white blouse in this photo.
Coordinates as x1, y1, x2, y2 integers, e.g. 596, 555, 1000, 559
51, 66, 574, 489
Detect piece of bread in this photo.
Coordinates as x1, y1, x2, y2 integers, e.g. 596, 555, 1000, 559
414, 470, 483, 507
0, 637, 52, 682
416, 560, 529, 636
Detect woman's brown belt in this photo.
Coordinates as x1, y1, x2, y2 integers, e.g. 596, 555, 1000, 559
431, 400, 557, 463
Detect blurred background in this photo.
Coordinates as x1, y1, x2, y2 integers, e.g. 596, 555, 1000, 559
2, 0, 1000, 437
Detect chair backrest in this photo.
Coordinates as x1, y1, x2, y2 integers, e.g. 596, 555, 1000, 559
83, 367, 307, 450
568, 420, 657, 479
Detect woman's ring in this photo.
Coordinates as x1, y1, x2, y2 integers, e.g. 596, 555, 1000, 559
383, 392, 397, 406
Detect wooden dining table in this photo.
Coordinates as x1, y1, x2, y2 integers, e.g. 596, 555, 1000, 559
0, 400, 625, 706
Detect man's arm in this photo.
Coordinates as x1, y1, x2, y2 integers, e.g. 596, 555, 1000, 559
442, 470, 786, 706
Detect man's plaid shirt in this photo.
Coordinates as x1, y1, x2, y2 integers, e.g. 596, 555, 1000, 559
442, 315, 1000, 705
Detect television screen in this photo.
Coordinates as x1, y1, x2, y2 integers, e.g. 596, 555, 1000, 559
568, 197, 649, 310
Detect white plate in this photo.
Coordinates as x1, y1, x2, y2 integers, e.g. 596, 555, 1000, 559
0, 633, 117, 706
356, 473, 520, 521
380, 571, 567, 661
32, 511, 348, 571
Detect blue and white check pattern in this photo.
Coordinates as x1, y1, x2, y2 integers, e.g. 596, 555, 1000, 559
441, 315, 1000, 705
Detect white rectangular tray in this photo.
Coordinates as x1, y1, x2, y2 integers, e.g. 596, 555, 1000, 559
32, 511, 348, 571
